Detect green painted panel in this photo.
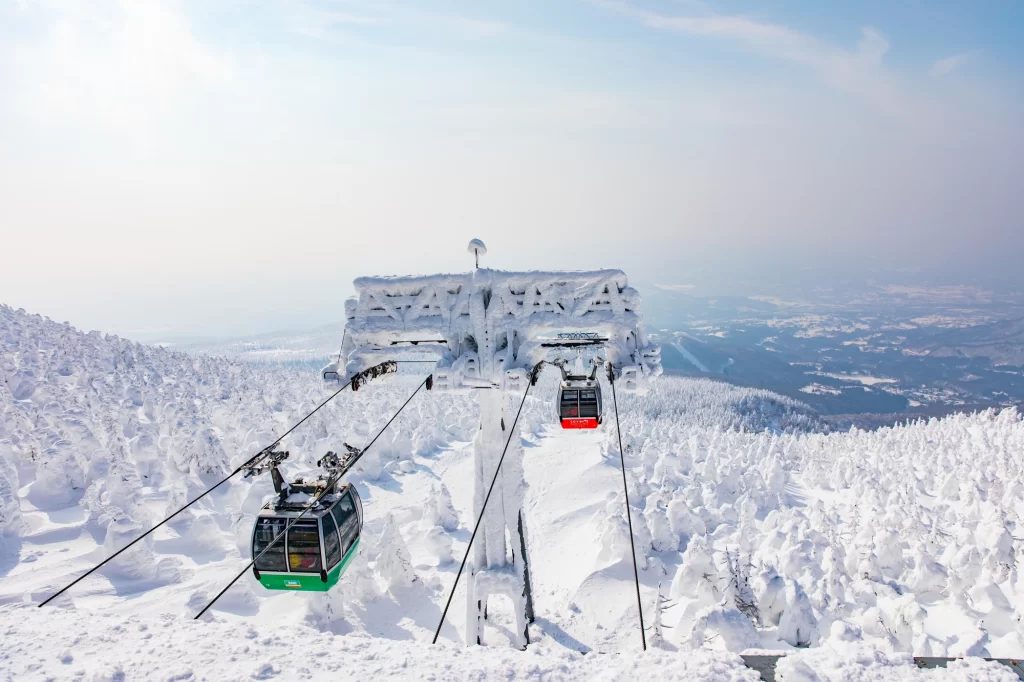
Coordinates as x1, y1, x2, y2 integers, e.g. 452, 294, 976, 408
256, 538, 359, 592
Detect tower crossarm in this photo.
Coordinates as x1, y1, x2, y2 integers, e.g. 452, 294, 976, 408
323, 269, 661, 393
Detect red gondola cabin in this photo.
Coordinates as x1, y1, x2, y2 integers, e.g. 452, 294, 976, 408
558, 382, 602, 429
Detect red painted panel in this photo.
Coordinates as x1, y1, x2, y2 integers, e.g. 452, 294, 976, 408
561, 418, 599, 429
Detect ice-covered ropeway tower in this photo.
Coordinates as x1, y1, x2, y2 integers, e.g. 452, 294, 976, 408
323, 242, 660, 647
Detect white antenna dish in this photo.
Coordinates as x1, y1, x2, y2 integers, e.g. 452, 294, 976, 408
467, 239, 487, 269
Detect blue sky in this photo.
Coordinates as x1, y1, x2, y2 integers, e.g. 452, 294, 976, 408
1, 0, 1022, 338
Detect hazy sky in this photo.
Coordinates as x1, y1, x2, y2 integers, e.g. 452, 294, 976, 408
2, 0, 1022, 339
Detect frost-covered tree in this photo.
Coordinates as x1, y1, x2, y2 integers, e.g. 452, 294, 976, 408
754, 567, 786, 628
777, 580, 817, 647
644, 492, 675, 552
595, 493, 650, 569
342, 538, 381, 603
0, 450, 23, 539
671, 535, 718, 599
649, 582, 676, 649
33, 440, 86, 509
685, 601, 760, 651
418, 485, 455, 566
375, 514, 417, 590
723, 549, 759, 627
423, 482, 459, 532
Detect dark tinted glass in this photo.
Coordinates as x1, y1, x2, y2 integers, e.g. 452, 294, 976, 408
334, 492, 360, 554
560, 389, 578, 418
331, 493, 356, 529
253, 517, 288, 572
286, 520, 322, 573
322, 509, 342, 569
352, 488, 363, 523
579, 389, 599, 417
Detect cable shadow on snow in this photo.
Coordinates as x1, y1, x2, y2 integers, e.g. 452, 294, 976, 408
533, 616, 592, 653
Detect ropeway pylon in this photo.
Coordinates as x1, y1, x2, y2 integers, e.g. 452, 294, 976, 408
323, 241, 660, 647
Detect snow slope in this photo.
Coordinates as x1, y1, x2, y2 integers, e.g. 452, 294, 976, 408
3, 607, 1018, 682
2, 303, 1023, 680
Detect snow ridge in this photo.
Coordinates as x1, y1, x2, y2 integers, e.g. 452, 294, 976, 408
2, 303, 1024, 680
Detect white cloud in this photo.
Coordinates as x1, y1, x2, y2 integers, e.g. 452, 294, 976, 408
280, 0, 512, 43
279, 0, 389, 42
929, 52, 972, 79
421, 13, 511, 39
4, 0, 233, 127
593, 1, 906, 115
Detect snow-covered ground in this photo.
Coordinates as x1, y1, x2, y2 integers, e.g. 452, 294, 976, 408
2, 304, 1023, 681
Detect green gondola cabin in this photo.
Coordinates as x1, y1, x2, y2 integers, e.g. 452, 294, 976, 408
250, 479, 363, 591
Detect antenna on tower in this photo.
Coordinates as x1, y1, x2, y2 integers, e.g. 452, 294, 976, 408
467, 239, 487, 269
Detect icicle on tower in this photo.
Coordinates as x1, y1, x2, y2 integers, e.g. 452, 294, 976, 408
323, 241, 661, 647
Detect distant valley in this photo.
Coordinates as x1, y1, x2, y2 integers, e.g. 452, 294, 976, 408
644, 280, 1024, 422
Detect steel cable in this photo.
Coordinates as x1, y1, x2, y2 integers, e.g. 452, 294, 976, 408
609, 373, 647, 650
193, 376, 430, 619
38, 379, 356, 607
432, 369, 536, 644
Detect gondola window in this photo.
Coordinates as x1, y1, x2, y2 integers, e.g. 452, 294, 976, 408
253, 517, 288, 572
322, 509, 342, 569
332, 492, 359, 554
287, 520, 322, 572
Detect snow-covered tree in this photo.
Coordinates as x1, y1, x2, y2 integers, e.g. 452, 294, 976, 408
685, 601, 760, 651
423, 482, 459, 532
418, 485, 455, 566
777, 580, 817, 647
0, 450, 23, 539
375, 514, 417, 590
342, 539, 381, 603
723, 549, 759, 627
649, 582, 676, 649
595, 493, 650, 569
